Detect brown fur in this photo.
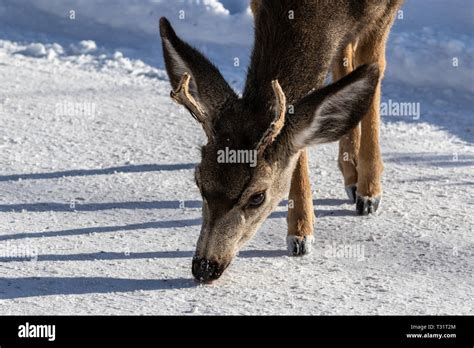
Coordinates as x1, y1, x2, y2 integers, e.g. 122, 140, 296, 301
354, 9, 399, 198
288, 150, 314, 238
332, 1, 401, 197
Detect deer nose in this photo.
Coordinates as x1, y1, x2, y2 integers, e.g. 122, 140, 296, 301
192, 256, 225, 283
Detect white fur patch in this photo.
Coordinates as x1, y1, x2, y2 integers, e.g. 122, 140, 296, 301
293, 78, 369, 148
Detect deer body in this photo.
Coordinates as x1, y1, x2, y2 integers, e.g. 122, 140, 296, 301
160, 0, 403, 282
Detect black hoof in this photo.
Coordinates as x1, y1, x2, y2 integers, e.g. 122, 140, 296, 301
286, 235, 314, 256
345, 184, 357, 204
356, 193, 381, 215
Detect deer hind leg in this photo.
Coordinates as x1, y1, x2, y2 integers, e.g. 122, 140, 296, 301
353, 24, 393, 215
333, 42, 361, 203
287, 149, 314, 256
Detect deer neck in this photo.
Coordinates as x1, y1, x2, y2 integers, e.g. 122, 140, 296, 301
243, 2, 342, 107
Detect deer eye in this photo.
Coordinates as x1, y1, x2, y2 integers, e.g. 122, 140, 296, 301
248, 192, 265, 207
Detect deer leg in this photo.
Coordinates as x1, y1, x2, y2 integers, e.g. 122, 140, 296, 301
353, 28, 391, 215
333, 42, 360, 203
287, 149, 314, 256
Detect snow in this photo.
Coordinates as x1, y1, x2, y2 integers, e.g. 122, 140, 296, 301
1, 0, 473, 93
69, 40, 97, 55
0, 1, 473, 314
15, 43, 47, 58
14, 0, 251, 45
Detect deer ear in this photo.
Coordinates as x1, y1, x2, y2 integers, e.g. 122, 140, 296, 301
287, 64, 380, 151
159, 17, 237, 121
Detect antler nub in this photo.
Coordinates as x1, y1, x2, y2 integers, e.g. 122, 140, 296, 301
170, 72, 214, 139
256, 80, 287, 156
270, 80, 287, 135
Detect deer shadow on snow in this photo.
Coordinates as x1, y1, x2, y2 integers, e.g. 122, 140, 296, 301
0, 249, 289, 300
0, 248, 289, 299
0, 276, 196, 299
0, 158, 425, 299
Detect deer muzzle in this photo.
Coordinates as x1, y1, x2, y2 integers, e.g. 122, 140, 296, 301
192, 256, 229, 283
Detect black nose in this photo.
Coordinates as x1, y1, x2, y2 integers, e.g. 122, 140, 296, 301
192, 256, 224, 283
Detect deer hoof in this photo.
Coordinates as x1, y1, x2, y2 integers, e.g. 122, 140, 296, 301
355, 193, 381, 215
286, 235, 314, 256
345, 184, 357, 203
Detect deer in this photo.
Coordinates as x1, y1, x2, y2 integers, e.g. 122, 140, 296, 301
159, 0, 403, 283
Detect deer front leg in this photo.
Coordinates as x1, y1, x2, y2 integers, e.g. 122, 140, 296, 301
333, 43, 361, 203
354, 33, 389, 215
287, 149, 314, 255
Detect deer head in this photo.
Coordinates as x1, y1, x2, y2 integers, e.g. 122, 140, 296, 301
159, 18, 379, 282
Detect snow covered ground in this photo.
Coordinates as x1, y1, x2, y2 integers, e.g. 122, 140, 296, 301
0, 0, 472, 315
